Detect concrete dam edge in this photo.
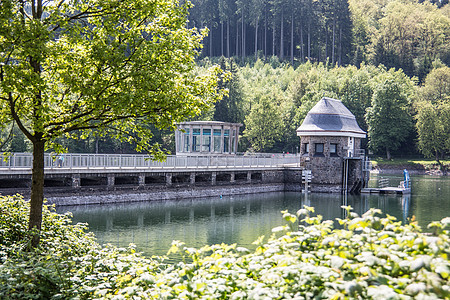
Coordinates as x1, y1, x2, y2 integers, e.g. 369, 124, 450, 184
45, 183, 302, 206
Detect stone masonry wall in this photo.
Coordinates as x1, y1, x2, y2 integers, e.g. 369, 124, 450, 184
299, 135, 364, 192
45, 183, 288, 206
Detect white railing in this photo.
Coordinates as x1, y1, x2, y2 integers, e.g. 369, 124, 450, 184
363, 160, 373, 171
0, 152, 300, 170
345, 149, 365, 158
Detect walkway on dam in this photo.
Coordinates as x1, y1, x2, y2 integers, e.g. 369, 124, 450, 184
0, 153, 302, 198
0, 152, 300, 176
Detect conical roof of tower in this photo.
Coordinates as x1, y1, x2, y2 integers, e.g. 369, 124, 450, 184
296, 97, 366, 138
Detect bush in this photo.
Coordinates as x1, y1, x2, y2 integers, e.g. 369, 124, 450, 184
0, 195, 99, 298
1, 195, 449, 299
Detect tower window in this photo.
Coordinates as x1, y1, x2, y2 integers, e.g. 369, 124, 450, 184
330, 143, 338, 156
314, 143, 324, 156
304, 143, 309, 154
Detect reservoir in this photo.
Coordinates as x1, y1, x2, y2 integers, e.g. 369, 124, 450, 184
58, 174, 449, 257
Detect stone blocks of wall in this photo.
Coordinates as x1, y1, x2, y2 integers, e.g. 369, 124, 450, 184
45, 183, 287, 206
299, 136, 364, 191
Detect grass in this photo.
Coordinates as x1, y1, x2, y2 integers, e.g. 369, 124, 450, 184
371, 157, 450, 168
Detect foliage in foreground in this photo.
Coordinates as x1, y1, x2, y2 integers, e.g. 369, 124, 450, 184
0, 195, 449, 299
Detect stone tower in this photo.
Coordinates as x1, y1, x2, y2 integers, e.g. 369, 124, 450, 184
296, 97, 369, 193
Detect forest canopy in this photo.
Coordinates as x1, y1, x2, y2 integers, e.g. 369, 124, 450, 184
188, 0, 449, 80
2, 0, 450, 160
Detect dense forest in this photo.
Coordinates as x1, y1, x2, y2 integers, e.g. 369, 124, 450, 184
189, 0, 449, 80
1, 0, 449, 160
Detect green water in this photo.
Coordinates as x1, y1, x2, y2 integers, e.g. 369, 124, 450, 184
59, 175, 449, 257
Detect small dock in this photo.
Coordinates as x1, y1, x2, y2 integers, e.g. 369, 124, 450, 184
361, 187, 411, 195
362, 170, 411, 195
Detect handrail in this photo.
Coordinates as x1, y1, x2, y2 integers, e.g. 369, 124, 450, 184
343, 149, 366, 159
363, 160, 372, 171
0, 152, 300, 170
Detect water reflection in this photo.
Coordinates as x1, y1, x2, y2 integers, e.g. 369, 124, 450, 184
401, 195, 411, 224
57, 175, 449, 257
59, 193, 410, 257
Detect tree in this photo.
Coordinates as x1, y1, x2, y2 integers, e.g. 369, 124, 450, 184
415, 101, 450, 166
214, 58, 245, 124
218, 0, 236, 57
420, 65, 450, 103
250, 0, 266, 58
0, 0, 223, 247
243, 93, 282, 152
0, 123, 29, 152
365, 70, 415, 159
338, 64, 380, 133
415, 66, 450, 169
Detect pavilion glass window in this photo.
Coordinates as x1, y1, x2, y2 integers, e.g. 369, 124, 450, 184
213, 129, 221, 152
192, 128, 200, 152
176, 131, 181, 152
304, 143, 309, 154
223, 129, 230, 153
183, 128, 190, 152
232, 130, 236, 153
202, 129, 211, 152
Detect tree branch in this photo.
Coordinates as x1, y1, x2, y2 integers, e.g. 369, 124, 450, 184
0, 123, 15, 151
59, 113, 140, 134
8, 93, 34, 142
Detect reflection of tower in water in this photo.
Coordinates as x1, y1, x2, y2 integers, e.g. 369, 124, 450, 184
301, 192, 311, 207
401, 195, 411, 224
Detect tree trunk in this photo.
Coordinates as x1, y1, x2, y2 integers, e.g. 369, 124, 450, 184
435, 152, 448, 175
29, 138, 45, 247
324, 22, 328, 63
307, 19, 311, 59
300, 19, 304, 63
272, 22, 276, 56
28, 0, 45, 247
290, 12, 294, 65
209, 21, 213, 57
338, 25, 342, 66
386, 148, 391, 160
227, 19, 230, 58
255, 17, 259, 58
201, 21, 206, 56
236, 19, 239, 56
332, 18, 336, 64
435, 151, 440, 165
280, 10, 284, 60
264, 11, 267, 57
242, 11, 245, 57
221, 21, 224, 57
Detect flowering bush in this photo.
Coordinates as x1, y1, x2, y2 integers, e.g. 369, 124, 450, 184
1, 195, 449, 299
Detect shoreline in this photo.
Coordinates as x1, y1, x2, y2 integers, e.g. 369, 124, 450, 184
372, 164, 448, 176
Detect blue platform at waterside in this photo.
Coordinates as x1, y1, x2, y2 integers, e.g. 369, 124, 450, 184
362, 169, 411, 195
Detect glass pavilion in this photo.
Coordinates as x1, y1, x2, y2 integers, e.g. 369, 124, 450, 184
175, 121, 242, 155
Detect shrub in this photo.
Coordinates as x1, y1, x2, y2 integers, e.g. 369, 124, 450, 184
1, 195, 449, 299
0, 194, 99, 298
